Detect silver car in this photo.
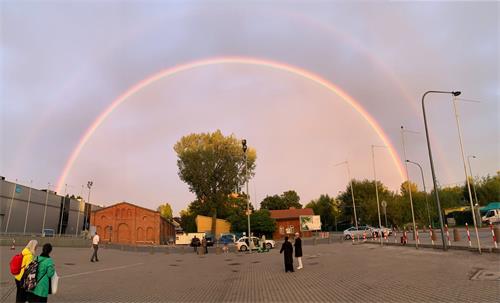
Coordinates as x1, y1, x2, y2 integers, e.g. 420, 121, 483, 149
343, 226, 374, 240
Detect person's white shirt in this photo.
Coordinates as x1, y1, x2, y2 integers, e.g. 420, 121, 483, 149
92, 234, 100, 245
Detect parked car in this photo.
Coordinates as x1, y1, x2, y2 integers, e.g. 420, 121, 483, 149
42, 229, 55, 237
482, 209, 500, 224
343, 226, 374, 240
220, 233, 236, 244
236, 236, 275, 251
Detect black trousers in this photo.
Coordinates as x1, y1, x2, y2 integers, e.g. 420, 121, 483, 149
91, 244, 99, 261
26, 292, 48, 302
15, 279, 27, 303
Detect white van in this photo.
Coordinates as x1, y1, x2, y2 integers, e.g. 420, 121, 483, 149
482, 209, 500, 224
175, 232, 205, 245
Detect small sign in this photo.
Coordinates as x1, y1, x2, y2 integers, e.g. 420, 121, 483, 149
15, 185, 22, 194
381, 200, 387, 208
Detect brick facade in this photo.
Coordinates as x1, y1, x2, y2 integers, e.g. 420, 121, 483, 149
269, 207, 315, 240
91, 202, 176, 245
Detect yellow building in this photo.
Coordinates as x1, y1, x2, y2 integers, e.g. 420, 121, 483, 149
195, 215, 231, 236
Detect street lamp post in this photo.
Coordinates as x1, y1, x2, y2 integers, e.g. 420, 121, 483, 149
406, 160, 432, 228
467, 155, 481, 228
41, 182, 51, 233
452, 97, 481, 253
401, 126, 418, 248
58, 184, 68, 237
334, 161, 358, 230
371, 145, 386, 246
422, 90, 461, 251
87, 181, 93, 232
75, 184, 84, 236
242, 139, 251, 253
23, 180, 33, 235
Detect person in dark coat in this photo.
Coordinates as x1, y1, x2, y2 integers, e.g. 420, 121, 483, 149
279, 236, 294, 272
294, 232, 303, 270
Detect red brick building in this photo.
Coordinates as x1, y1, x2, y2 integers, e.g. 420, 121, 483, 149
269, 207, 315, 240
91, 202, 176, 245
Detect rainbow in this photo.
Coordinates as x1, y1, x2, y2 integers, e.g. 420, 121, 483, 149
56, 56, 405, 193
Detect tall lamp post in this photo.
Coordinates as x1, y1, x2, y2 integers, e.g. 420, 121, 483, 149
401, 126, 418, 248
334, 161, 358, 230
406, 160, 432, 228
242, 139, 251, 252
371, 145, 386, 246
75, 184, 84, 236
87, 181, 93, 232
452, 96, 481, 253
422, 90, 461, 251
467, 155, 481, 228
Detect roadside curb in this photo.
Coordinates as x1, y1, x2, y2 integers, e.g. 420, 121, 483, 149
360, 240, 500, 254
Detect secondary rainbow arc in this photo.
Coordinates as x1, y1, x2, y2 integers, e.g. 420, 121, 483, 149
56, 56, 405, 193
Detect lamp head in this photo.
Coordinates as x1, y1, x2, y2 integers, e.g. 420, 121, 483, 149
452, 91, 461, 96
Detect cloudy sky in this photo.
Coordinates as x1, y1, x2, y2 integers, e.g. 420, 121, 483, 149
1, 1, 498, 214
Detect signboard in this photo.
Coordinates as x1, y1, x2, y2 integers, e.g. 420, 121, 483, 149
300, 215, 322, 231
15, 185, 22, 193
381, 200, 387, 208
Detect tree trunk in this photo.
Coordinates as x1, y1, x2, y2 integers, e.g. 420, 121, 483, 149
211, 208, 217, 238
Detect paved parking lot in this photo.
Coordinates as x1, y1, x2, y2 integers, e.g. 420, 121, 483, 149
1, 242, 499, 302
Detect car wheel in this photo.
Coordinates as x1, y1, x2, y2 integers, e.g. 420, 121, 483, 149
266, 243, 272, 249
240, 245, 248, 252
345, 235, 351, 240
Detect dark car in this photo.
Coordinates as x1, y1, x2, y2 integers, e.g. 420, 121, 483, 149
205, 236, 214, 247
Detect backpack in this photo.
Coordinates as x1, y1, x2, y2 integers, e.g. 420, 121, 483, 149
10, 253, 24, 275
22, 257, 46, 292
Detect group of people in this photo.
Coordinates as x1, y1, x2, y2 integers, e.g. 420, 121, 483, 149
280, 232, 303, 272
190, 236, 208, 254
13, 240, 55, 303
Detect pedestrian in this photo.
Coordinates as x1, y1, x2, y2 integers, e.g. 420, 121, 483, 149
27, 243, 55, 303
90, 232, 100, 262
14, 240, 38, 302
279, 236, 294, 272
191, 236, 199, 253
202, 237, 208, 254
261, 234, 266, 251
222, 237, 229, 254
294, 232, 303, 270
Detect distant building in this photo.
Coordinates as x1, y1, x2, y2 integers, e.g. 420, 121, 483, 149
269, 207, 315, 239
91, 202, 176, 245
195, 215, 231, 237
0, 176, 99, 235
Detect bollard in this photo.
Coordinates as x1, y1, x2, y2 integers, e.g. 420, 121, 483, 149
351, 234, 354, 244
394, 231, 397, 244
429, 225, 435, 246
415, 226, 420, 246
494, 226, 500, 247
490, 223, 498, 249
445, 224, 451, 247
11, 239, 15, 250
465, 223, 472, 247
363, 231, 367, 242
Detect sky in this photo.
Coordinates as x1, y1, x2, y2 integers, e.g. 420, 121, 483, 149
1, 1, 498, 215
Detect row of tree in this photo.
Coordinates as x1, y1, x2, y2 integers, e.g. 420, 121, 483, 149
172, 130, 499, 235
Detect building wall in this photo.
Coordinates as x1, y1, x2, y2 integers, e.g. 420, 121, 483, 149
0, 179, 96, 235
272, 219, 313, 240
195, 215, 231, 236
91, 202, 176, 245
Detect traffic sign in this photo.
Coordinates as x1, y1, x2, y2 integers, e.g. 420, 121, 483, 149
381, 200, 387, 208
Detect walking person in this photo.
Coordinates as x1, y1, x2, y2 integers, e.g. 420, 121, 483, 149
27, 243, 55, 303
294, 232, 303, 270
13, 240, 38, 302
279, 236, 294, 272
90, 232, 100, 262
202, 237, 208, 254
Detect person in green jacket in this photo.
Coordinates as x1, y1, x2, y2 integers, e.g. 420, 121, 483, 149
27, 243, 55, 303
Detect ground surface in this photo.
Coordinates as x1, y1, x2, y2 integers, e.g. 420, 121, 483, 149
1, 242, 499, 302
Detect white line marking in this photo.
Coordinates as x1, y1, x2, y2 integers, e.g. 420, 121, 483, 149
60, 262, 144, 279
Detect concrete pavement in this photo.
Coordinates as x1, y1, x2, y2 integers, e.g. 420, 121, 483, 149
1, 241, 498, 302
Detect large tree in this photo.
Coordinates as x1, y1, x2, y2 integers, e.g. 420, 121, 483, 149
306, 194, 339, 231
174, 130, 256, 236
260, 190, 302, 210
157, 203, 173, 220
